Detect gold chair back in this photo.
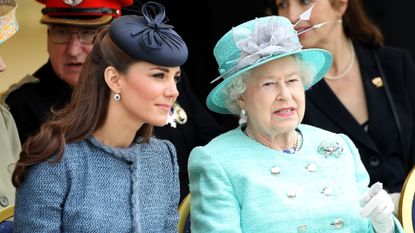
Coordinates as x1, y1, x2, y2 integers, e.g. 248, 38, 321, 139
399, 166, 415, 233
178, 193, 190, 233
0, 204, 14, 222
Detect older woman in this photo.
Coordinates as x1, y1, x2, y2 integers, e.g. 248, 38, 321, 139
275, 0, 415, 215
188, 16, 404, 233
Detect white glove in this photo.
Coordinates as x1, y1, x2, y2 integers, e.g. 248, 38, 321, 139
359, 182, 395, 233
389, 192, 401, 216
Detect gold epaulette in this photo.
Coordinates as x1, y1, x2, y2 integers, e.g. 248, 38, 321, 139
0, 74, 40, 110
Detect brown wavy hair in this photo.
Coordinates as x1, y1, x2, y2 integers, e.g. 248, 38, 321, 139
12, 26, 153, 187
338, 0, 383, 47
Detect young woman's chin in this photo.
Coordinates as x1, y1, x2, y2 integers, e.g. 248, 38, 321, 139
148, 117, 169, 127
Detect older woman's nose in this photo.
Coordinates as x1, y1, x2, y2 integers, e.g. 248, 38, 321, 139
276, 84, 292, 101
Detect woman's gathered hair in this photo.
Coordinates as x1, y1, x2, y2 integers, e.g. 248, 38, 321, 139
12, 26, 153, 187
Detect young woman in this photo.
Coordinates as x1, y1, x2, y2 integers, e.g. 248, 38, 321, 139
12, 2, 187, 232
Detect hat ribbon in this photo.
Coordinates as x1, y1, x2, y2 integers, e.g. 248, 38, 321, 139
130, 2, 183, 50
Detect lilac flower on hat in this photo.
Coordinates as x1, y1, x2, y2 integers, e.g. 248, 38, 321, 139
233, 18, 302, 69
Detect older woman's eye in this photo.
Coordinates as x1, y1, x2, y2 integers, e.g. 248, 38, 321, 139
263, 82, 274, 86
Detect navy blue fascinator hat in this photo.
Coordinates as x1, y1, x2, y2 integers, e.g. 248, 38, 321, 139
109, 1, 188, 66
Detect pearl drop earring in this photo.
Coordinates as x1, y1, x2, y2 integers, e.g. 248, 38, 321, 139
114, 93, 121, 101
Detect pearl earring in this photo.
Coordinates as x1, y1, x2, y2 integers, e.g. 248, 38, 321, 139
239, 108, 247, 125
114, 93, 121, 101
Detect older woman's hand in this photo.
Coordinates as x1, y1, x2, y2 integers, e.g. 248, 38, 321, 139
359, 182, 395, 233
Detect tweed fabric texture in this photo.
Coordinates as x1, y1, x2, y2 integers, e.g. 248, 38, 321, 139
189, 124, 404, 233
14, 136, 180, 233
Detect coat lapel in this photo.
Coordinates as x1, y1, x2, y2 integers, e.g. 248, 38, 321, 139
306, 80, 380, 154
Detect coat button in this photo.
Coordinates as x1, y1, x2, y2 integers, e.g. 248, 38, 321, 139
321, 187, 333, 196
297, 224, 307, 232
369, 156, 381, 167
331, 219, 344, 229
0, 195, 9, 207
287, 189, 297, 198
305, 163, 317, 172
270, 166, 281, 175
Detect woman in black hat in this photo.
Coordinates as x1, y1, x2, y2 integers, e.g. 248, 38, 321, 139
12, 2, 185, 232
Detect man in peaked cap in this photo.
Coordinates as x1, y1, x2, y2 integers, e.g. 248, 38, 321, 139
0, 0, 20, 231
2, 0, 133, 145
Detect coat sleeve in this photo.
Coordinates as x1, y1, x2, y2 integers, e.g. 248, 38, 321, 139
339, 134, 405, 233
188, 146, 242, 233
13, 158, 69, 233
339, 134, 370, 196
0, 105, 21, 159
163, 140, 181, 232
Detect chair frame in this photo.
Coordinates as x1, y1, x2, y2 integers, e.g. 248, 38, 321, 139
0, 204, 14, 223
178, 193, 190, 233
399, 166, 415, 233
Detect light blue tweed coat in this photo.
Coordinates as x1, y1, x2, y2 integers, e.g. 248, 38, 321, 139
189, 124, 404, 233
14, 136, 179, 233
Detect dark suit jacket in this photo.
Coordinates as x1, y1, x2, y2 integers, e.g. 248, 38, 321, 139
4, 61, 72, 144
303, 42, 415, 193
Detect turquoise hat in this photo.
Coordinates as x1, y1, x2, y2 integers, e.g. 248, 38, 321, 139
206, 16, 333, 114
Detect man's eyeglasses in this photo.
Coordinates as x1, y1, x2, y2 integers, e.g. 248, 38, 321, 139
48, 26, 98, 45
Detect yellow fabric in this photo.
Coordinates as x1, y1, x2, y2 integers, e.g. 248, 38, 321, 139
0, 204, 14, 222
178, 194, 190, 233
399, 166, 415, 233
0, 2, 18, 44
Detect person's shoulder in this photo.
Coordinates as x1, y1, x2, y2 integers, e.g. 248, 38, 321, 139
299, 124, 343, 139
376, 45, 411, 59
299, 124, 355, 150
141, 137, 179, 160
146, 137, 175, 152
61, 139, 91, 160
1, 74, 41, 107
191, 127, 243, 154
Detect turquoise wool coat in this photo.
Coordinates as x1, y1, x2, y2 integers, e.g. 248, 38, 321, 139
188, 124, 404, 233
